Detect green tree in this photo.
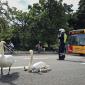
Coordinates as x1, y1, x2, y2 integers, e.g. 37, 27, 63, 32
0, 0, 75, 50
28, 0, 68, 48
0, 0, 14, 41
26, 0, 72, 49
10, 9, 31, 50
63, 3, 74, 30
76, 0, 85, 29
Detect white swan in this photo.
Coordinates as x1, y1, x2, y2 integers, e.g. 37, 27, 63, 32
24, 50, 51, 73
0, 41, 14, 75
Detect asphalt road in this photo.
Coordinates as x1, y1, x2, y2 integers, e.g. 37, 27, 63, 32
0, 53, 85, 85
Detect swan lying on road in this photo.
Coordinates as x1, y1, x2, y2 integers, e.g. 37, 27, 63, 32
30, 61, 50, 73
24, 50, 51, 73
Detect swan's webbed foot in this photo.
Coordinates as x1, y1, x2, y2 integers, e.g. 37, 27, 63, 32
24, 66, 28, 71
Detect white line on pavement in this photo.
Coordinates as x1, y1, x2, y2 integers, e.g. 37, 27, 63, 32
14, 57, 48, 60
24, 58, 48, 59
1, 66, 28, 70
80, 63, 85, 64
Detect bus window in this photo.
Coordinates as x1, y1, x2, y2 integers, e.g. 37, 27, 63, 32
79, 36, 85, 45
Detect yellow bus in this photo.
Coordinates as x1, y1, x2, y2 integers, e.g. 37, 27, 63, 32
67, 29, 85, 54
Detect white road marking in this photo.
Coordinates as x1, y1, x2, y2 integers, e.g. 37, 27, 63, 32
24, 58, 48, 59
1, 66, 28, 70
14, 57, 48, 60
80, 63, 85, 64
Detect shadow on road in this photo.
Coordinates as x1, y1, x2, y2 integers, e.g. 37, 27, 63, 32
0, 72, 19, 85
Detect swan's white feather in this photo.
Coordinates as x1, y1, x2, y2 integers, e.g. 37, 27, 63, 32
0, 54, 14, 67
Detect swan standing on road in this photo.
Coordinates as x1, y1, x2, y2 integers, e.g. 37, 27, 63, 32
0, 40, 14, 75
24, 50, 51, 73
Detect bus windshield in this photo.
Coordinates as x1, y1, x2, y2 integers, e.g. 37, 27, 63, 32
68, 34, 85, 46
78, 34, 85, 45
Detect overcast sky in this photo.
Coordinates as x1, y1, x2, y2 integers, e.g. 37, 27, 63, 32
2, 0, 80, 11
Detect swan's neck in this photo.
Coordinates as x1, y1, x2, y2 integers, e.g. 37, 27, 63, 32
29, 55, 33, 69
0, 50, 4, 57
0, 41, 5, 57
